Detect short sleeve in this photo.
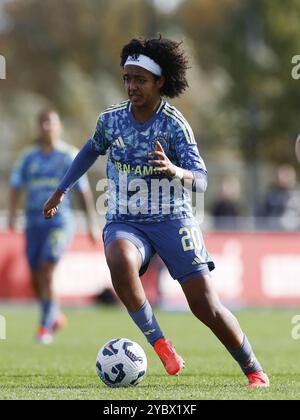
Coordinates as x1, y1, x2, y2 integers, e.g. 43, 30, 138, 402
90, 113, 109, 155
10, 151, 29, 189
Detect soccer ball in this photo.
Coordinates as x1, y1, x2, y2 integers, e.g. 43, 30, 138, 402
96, 338, 147, 387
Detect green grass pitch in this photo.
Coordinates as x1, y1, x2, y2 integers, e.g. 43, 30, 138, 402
0, 306, 299, 400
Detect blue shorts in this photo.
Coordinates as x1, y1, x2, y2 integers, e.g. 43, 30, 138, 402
25, 224, 73, 271
103, 218, 215, 283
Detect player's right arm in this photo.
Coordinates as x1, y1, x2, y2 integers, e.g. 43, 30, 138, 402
8, 149, 30, 230
44, 113, 108, 219
8, 188, 21, 230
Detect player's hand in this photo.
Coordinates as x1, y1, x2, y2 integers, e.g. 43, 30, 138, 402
43, 190, 65, 219
296, 134, 300, 162
148, 141, 177, 177
7, 215, 16, 231
88, 226, 101, 246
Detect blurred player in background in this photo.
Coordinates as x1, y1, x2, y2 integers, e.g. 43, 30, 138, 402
44, 36, 269, 387
8, 109, 99, 344
211, 175, 242, 230
255, 164, 300, 231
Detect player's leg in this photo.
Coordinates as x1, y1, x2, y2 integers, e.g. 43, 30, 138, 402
147, 218, 268, 384
105, 239, 145, 311
103, 223, 184, 375
25, 227, 41, 297
35, 261, 61, 344
181, 274, 269, 387
31, 271, 40, 297
35, 226, 70, 342
29, 268, 57, 344
38, 261, 63, 328
26, 228, 53, 342
105, 239, 166, 345
38, 261, 56, 301
181, 273, 243, 347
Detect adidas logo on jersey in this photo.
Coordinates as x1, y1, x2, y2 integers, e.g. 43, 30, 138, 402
112, 137, 126, 148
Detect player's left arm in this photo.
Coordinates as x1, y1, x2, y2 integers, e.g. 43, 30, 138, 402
149, 130, 207, 192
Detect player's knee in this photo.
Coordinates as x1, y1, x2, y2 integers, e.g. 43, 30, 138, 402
106, 245, 139, 275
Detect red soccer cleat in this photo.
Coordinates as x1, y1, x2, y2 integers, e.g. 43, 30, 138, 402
36, 326, 53, 345
247, 371, 270, 388
52, 313, 68, 333
154, 338, 185, 375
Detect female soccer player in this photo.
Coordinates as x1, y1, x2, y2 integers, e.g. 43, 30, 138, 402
9, 109, 99, 344
44, 36, 269, 387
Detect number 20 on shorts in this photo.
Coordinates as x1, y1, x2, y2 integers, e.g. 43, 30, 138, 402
179, 227, 202, 252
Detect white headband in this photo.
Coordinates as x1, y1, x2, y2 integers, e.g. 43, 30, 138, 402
124, 54, 162, 76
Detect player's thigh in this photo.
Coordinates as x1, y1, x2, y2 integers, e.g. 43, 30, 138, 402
40, 225, 73, 265
25, 227, 42, 272
103, 222, 154, 277
105, 239, 142, 276
105, 239, 148, 311
147, 218, 215, 282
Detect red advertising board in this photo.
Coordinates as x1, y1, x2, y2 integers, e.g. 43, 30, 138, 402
0, 231, 159, 304
1, 231, 300, 307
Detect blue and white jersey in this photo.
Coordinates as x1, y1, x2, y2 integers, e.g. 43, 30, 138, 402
89, 99, 207, 223
10, 141, 89, 228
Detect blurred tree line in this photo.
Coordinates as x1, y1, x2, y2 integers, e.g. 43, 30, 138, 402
177, 0, 300, 162
1, 0, 300, 214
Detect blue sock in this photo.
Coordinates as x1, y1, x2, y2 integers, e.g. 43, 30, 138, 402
40, 300, 59, 329
227, 335, 263, 375
128, 300, 164, 346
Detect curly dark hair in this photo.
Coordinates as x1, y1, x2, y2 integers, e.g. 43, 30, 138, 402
120, 35, 189, 98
